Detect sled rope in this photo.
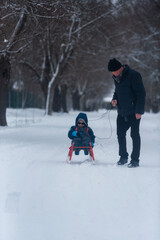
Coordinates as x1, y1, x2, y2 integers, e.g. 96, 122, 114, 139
90, 109, 113, 140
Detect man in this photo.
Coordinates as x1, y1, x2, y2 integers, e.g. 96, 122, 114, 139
108, 58, 146, 168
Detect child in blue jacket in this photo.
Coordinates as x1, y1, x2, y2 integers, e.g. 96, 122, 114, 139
68, 112, 95, 155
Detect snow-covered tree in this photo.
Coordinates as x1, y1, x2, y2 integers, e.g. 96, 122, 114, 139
0, 3, 27, 125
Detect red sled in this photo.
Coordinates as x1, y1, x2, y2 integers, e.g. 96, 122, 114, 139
67, 142, 95, 164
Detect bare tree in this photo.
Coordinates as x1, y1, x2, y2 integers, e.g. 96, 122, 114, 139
0, 4, 27, 125
1, 0, 159, 118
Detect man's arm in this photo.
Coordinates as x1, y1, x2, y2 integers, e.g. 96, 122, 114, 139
112, 90, 118, 107
131, 72, 146, 117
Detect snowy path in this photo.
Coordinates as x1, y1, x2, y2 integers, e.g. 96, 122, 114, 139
0, 109, 160, 240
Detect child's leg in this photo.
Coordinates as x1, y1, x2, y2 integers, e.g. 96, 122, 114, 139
82, 137, 91, 155
72, 138, 81, 155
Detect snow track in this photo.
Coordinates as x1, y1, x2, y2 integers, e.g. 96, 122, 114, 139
0, 109, 160, 240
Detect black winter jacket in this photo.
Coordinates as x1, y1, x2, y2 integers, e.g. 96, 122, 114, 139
112, 65, 146, 117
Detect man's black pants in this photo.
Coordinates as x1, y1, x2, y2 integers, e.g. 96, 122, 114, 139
117, 114, 141, 162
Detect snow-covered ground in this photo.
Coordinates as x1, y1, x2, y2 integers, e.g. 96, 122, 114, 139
0, 108, 160, 240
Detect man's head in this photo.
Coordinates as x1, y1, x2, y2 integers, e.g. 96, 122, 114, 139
108, 58, 123, 77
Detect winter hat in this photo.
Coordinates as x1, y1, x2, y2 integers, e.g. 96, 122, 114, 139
75, 112, 88, 126
108, 58, 122, 72
78, 118, 86, 124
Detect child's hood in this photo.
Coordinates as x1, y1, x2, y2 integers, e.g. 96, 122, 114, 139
75, 112, 88, 126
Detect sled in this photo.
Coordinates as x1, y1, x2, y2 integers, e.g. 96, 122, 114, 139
67, 142, 95, 164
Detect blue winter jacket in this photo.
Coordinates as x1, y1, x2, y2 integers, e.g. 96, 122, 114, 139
68, 112, 95, 143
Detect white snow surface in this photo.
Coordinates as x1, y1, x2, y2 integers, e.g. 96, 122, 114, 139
0, 108, 160, 240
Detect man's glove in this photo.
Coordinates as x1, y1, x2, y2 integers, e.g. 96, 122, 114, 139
91, 142, 94, 147
72, 131, 77, 137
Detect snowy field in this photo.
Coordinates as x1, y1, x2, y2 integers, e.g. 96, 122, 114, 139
0, 108, 160, 240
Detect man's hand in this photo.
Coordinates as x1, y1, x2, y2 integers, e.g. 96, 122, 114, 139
136, 113, 142, 119
112, 99, 117, 107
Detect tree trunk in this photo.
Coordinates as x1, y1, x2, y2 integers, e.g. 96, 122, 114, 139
47, 85, 55, 115
61, 84, 68, 113
45, 63, 60, 115
0, 55, 11, 126
53, 85, 61, 112
72, 90, 80, 110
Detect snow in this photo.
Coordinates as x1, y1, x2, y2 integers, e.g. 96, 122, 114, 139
0, 108, 160, 240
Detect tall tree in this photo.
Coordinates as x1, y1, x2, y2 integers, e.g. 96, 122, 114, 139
0, 5, 27, 125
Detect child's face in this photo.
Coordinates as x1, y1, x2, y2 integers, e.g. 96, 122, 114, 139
77, 121, 85, 128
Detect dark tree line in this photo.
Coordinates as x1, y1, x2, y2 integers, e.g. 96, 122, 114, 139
0, 0, 160, 125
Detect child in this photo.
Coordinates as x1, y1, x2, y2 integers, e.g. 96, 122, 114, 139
68, 112, 95, 155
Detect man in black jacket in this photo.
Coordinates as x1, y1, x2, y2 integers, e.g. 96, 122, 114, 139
108, 58, 146, 168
